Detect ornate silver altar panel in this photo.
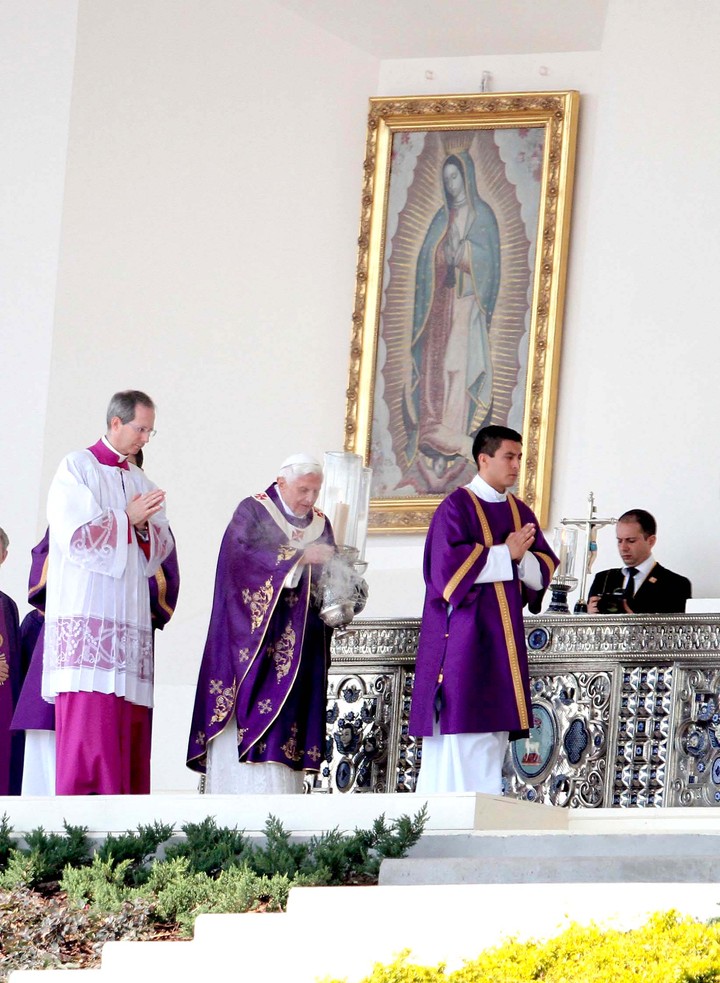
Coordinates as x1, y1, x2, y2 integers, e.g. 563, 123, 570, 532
313, 622, 419, 794
323, 616, 720, 806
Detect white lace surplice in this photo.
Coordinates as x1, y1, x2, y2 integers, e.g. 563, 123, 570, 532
43, 450, 174, 707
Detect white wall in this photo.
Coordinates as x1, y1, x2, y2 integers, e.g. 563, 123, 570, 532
42, 0, 379, 789
553, 1, 720, 598
0, 0, 77, 604
5, 0, 720, 790
374, 4, 720, 607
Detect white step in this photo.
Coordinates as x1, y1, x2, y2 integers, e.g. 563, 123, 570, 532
11, 882, 720, 983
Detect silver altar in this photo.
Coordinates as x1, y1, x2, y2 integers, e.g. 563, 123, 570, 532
317, 614, 720, 807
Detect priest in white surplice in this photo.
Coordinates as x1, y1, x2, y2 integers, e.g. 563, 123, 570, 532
42, 390, 174, 794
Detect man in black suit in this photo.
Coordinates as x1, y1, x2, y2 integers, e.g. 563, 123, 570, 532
588, 509, 691, 614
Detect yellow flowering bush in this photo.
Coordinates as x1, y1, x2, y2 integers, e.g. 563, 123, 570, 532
326, 911, 720, 983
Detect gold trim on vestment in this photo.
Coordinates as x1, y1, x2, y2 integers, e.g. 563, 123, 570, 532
463, 488, 528, 730
493, 581, 529, 730
208, 677, 238, 726
443, 544, 483, 603
506, 493, 521, 531
534, 550, 557, 580
241, 581, 313, 757
501, 493, 529, 727
464, 487, 493, 543
201, 498, 325, 764
242, 579, 274, 632
153, 566, 174, 619
29, 555, 49, 599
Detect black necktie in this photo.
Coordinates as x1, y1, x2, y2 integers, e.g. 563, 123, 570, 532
624, 567, 639, 599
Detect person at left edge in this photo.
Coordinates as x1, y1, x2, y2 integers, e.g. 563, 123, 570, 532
0, 528, 21, 794
42, 390, 174, 795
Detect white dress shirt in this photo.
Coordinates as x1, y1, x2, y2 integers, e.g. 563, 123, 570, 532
622, 555, 656, 594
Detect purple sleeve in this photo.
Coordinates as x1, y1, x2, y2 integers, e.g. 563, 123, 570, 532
425, 491, 493, 608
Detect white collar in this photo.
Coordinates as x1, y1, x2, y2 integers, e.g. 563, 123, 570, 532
467, 473, 507, 503
101, 435, 128, 462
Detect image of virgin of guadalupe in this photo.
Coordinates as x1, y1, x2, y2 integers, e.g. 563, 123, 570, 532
403, 150, 500, 489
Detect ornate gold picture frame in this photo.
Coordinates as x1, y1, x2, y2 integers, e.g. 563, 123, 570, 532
344, 91, 579, 532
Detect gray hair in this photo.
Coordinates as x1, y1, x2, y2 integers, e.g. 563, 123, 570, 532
279, 462, 323, 482
0, 528, 8, 552
106, 390, 155, 427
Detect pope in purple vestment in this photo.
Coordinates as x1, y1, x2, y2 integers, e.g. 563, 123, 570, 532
187, 462, 335, 783
409, 426, 557, 793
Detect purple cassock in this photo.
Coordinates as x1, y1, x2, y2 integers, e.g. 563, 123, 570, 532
0, 589, 21, 794
187, 484, 334, 775
11, 531, 54, 735
8, 608, 44, 792
409, 487, 557, 740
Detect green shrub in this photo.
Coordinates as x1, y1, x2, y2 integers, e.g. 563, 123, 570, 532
22, 822, 91, 885
143, 857, 302, 934
163, 816, 252, 875
300, 805, 428, 884
163, 807, 427, 887
11, 805, 427, 939
62, 854, 135, 911
94, 821, 175, 885
249, 814, 309, 879
0, 851, 38, 890
0, 813, 13, 871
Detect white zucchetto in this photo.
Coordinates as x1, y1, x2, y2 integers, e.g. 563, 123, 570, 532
279, 453, 321, 470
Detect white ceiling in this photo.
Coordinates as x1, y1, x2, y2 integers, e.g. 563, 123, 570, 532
273, 0, 609, 60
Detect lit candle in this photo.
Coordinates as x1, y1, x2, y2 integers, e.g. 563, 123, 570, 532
559, 543, 568, 578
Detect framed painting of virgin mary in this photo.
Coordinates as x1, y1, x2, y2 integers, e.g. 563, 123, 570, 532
344, 91, 579, 531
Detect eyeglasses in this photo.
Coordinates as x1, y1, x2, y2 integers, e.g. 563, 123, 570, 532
127, 423, 157, 438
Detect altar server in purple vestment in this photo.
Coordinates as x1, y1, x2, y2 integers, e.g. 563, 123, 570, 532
11, 531, 54, 794
187, 454, 335, 794
410, 426, 558, 794
0, 528, 21, 795
43, 390, 174, 795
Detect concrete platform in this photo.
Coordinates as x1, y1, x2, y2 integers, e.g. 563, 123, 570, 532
381, 850, 720, 884
0, 790, 567, 837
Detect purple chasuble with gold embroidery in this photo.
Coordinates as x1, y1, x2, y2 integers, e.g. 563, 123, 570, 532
187, 484, 334, 774
409, 487, 557, 739
0, 590, 20, 794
